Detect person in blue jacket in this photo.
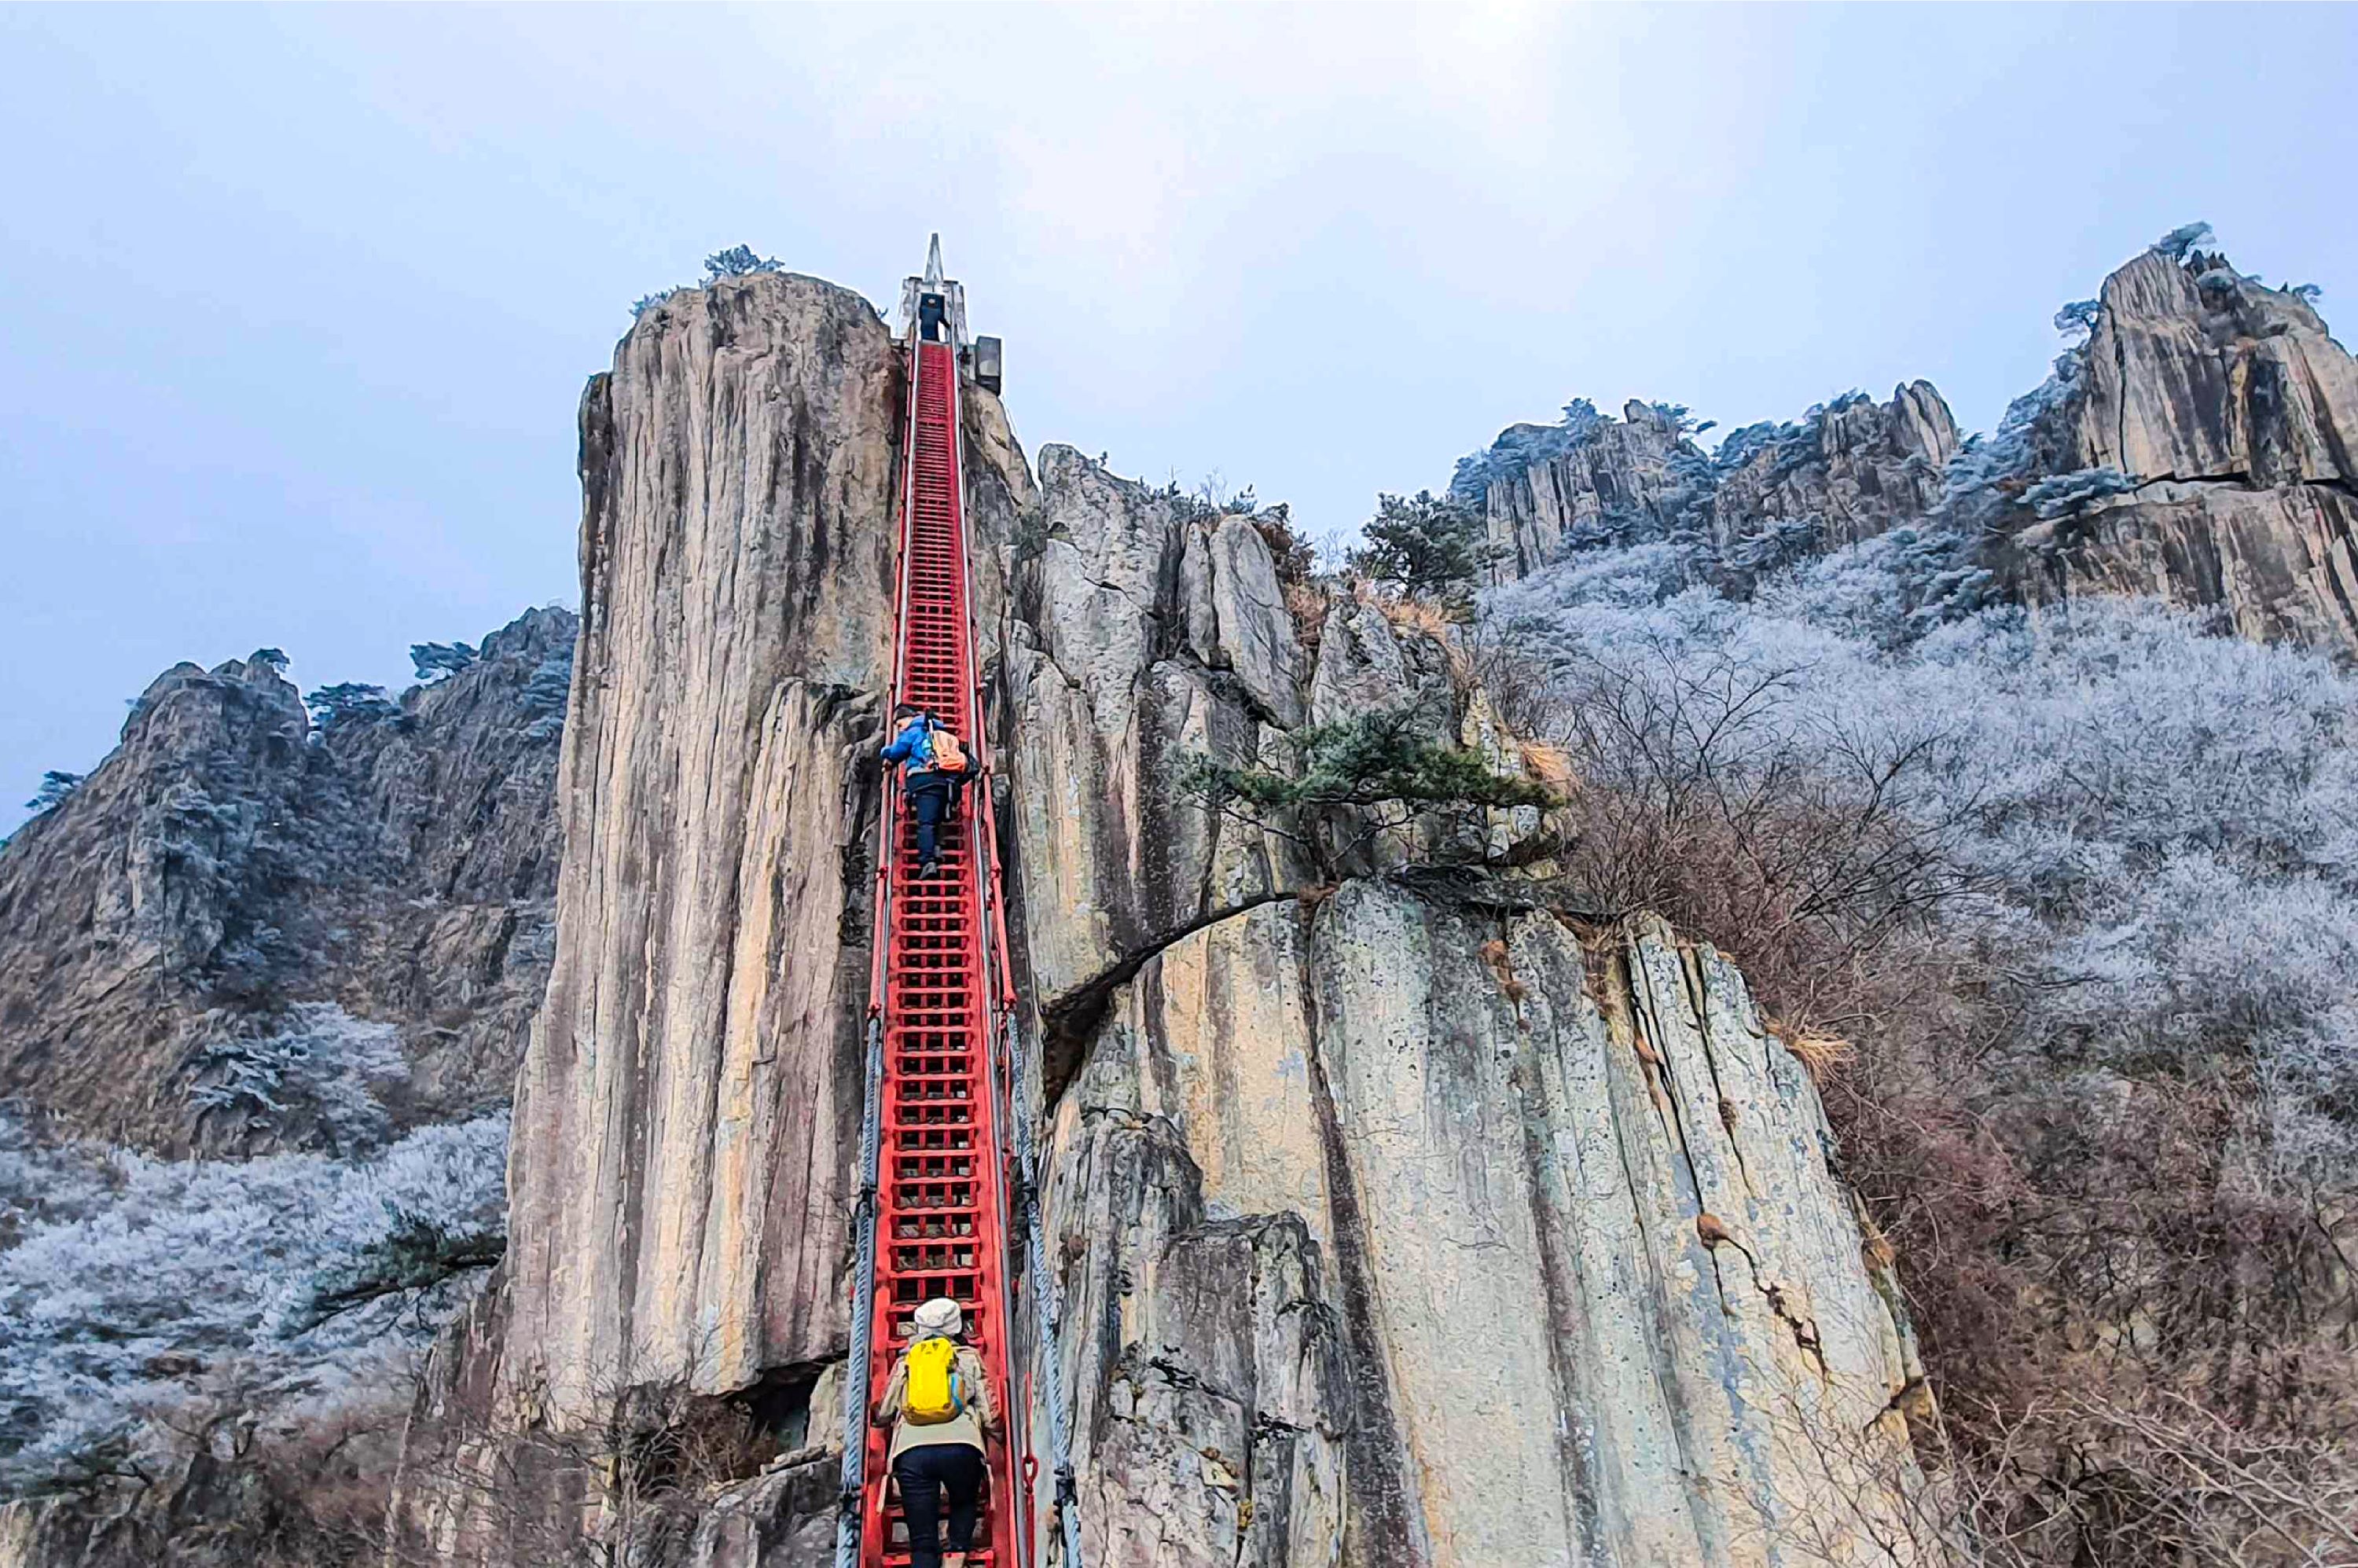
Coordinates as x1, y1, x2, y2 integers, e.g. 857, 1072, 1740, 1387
881, 704, 957, 877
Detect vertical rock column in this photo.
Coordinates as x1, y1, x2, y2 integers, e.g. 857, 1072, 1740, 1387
498, 272, 899, 1412
2005, 247, 2358, 652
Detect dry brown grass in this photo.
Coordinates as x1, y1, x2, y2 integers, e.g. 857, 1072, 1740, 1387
1515, 737, 1576, 795
1765, 1016, 1855, 1084
1354, 583, 1480, 688
1282, 577, 1331, 658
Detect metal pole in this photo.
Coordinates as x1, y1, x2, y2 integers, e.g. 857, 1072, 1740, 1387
836, 1009, 886, 1568
1004, 1007, 1085, 1568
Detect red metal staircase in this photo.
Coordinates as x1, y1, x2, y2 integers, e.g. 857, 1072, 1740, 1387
852, 332, 1027, 1568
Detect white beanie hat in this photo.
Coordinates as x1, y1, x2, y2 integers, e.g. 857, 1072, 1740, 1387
912, 1297, 964, 1339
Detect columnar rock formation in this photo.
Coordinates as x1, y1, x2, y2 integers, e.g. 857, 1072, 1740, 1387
1449, 241, 2358, 658
391, 270, 1928, 1565
2000, 247, 2358, 650
1006, 457, 1925, 1566
1456, 386, 1962, 587
1713, 380, 1959, 553
393, 273, 917, 1561
0, 609, 571, 1154
498, 272, 901, 1410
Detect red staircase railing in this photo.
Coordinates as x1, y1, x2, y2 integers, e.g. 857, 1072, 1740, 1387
855, 336, 1027, 1568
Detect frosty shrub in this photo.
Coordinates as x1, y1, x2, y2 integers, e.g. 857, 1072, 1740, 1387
0, 1108, 112, 1250
304, 681, 400, 734
518, 648, 574, 741
1484, 542, 2358, 1556
702, 244, 783, 281
409, 641, 477, 683
185, 1002, 410, 1156
2021, 465, 2136, 520
0, 1110, 507, 1500
22, 771, 83, 815
1493, 551, 2358, 1178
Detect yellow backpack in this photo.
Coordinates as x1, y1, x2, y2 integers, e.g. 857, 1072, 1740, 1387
903, 1338, 966, 1425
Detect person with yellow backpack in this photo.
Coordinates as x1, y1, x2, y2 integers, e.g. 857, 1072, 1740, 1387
871, 1296, 998, 1568
880, 704, 975, 879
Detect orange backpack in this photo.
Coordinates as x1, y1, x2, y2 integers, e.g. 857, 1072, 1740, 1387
928, 725, 971, 775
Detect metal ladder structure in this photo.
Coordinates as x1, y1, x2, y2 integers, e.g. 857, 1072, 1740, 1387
839, 240, 1063, 1568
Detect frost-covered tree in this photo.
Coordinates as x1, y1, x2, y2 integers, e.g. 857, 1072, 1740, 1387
519, 648, 573, 740
1482, 538, 2358, 1445
303, 682, 399, 733
702, 244, 784, 281
24, 771, 82, 814
410, 641, 477, 683
2052, 299, 2103, 337
2022, 465, 2137, 520
0, 1111, 507, 1498
184, 1003, 410, 1156
1450, 398, 1613, 498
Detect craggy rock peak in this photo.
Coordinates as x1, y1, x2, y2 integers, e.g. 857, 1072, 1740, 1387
1003, 445, 1313, 1022
395, 271, 927, 1562
1713, 380, 1959, 553
1453, 237, 2358, 656
1009, 461, 1922, 1566
2000, 246, 2358, 650
0, 608, 571, 1153
1458, 385, 1960, 586
498, 271, 898, 1406
394, 267, 1925, 1565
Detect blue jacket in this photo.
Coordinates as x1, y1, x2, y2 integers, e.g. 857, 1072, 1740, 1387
880, 717, 936, 773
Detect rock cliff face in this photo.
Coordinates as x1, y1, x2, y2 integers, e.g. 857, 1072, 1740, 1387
389, 268, 1925, 1565
1043, 898, 1923, 1566
498, 271, 900, 1412
0, 609, 571, 1154
1008, 461, 1923, 1567
1002, 447, 1309, 1025
1712, 380, 1959, 554
1451, 241, 2358, 658
1997, 247, 2358, 651
395, 272, 982, 1561
1457, 386, 1961, 586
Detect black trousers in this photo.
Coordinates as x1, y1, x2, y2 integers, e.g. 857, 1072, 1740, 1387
908, 776, 953, 865
894, 1442, 984, 1566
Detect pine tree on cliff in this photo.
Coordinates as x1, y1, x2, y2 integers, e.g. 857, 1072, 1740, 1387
1349, 490, 1500, 604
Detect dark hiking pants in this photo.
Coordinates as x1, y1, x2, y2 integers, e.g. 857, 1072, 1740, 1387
908, 773, 953, 868
894, 1442, 984, 1566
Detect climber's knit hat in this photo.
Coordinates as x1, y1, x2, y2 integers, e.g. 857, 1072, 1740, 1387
913, 1297, 964, 1340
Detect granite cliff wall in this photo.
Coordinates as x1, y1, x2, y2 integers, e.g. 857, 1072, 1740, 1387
1999, 246, 2358, 650
391, 269, 1926, 1565
1459, 386, 1960, 588
1007, 457, 1925, 1567
1453, 238, 2358, 657
0, 609, 572, 1155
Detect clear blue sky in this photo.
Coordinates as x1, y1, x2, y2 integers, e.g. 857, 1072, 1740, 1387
4, 3, 2354, 830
